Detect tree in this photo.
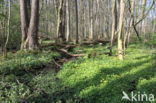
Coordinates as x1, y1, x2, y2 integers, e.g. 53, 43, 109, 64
56, 0, 66, 44
20, 0, 29, 50
66, 0, 71, 42
89, 0, 94, 40
127, 0, 135, 45
79, 0, 86, 41
140, 0, 146, 34
95, 0, 100, 40
27, 0, 39, 50
0, 0, 6, 56
110, 0, 117, 55
3, 0, 11, 58
123, 0, 135, 50
75, 0, 79, 44
20, 0, 39, 50
118, 0, 125, 60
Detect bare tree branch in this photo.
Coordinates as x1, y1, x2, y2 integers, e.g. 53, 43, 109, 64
134, 0, 155, 26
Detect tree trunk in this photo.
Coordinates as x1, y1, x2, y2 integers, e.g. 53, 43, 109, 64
75, 0, 79, 44
127, 0, 135, 45
20, 0, 29, 50
110, 0, 117, 55
141, 0, 146, 35
27, 0, 39, 50
95, 0, 100, 40
89, 0, 94, 40
4, 0, 11, 58
66, 0, 71, 42
118, 0, 125, 60
56, 0, 66, 43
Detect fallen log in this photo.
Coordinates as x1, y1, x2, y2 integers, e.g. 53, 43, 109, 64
81, 40, 109, 45
63, 45, 77, 49
42, 43, 77, 49
56, 48, 86, 58
41, 43, 66, 48
72, 54, 86, 57
42, 40, 109, 48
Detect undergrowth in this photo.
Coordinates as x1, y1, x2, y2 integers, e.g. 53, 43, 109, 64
0, 50, 61, 103
0, 37, 156, 103
57, 43, 156, 103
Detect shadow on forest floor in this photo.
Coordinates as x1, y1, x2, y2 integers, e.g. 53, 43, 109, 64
27, 49, 156, 103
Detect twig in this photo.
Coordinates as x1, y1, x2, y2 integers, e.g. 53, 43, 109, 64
52, 59, 62, 67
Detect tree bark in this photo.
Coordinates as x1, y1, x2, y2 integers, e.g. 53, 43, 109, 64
56, 0, 66, 43
20, 0, 29, 50
110, 0, 117, 55
75, 0, 79, 44
127, 0, 135, 44
118, 0, 125, 60
4, 0, 11, 58
95, 0, 99, 40
140, 0, 146, 34
89, 0, 94, 40
27, 0, 39, 50
66, 0, 71, 42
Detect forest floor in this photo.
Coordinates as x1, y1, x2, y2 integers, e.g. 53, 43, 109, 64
0, 36, 156, 103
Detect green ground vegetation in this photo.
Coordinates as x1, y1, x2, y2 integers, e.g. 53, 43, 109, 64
0, 35, 156, 103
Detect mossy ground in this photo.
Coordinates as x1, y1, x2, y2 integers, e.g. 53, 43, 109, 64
0, 35, 156, 103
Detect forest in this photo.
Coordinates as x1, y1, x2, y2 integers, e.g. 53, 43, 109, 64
0, 0, 156, 103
